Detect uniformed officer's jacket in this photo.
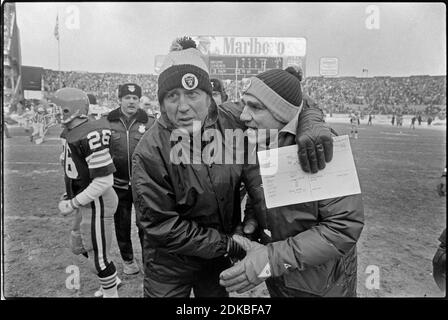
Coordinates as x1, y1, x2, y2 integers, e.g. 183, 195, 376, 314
107, 108, 155, 189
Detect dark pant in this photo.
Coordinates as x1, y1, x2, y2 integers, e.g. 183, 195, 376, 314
266, 278, 320, 297
113, 187, 144, 262
266, 273, 357, 297
432, 247, 446, 292
143, 258, 231, 298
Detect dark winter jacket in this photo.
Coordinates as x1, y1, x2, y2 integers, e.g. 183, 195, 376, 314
107, 108, 155, 189
131, 102, 266, 282
433, 228, 446, 291
263, 115, 365, 297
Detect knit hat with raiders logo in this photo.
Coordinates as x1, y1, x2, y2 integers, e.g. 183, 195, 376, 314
157, 36, 212, 104
118, 83, 142, 99
243, 68, 303, 124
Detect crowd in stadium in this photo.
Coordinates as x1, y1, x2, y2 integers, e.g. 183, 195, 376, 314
24, 69, 445, 117
43, 70, 158, 109
303, 76, 446, 114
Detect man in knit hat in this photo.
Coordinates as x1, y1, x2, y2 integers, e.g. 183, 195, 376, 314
131, 37, 335, 297
219, 68, 365, 297
285, 65, 318, 109
132, 37, 255, 297
210, 78, 229, 107
107, 83, 155, 277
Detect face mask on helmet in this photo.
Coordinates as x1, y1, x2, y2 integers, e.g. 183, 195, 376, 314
50, 88, 90, 125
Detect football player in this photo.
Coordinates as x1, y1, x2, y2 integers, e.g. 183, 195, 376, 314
51, 88, 120, 298
31, 105, 46, 144
350, 112, 359, 139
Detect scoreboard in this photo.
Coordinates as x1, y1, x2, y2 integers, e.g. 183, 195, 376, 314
209, 56, 284, 80
155, 36, 307, 98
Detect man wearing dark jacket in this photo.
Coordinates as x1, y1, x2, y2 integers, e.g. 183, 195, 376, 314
107, 83, 155, 275
210, 78, 229, 107
433, 167, 446, 292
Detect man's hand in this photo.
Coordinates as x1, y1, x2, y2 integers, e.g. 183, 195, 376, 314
243, 218, 257, 235
219, 235, 271, 294
58, 199, 78, 214
296, 107, 333, 173
233, 218, 258, 238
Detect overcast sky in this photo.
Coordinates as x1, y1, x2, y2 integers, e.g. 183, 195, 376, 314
15, 2, 446, 77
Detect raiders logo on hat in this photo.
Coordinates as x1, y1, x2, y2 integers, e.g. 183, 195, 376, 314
128, 85, 135, 92
181, 73, 198, 90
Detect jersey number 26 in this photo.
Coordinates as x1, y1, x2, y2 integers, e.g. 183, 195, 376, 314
87, 129, 111, 150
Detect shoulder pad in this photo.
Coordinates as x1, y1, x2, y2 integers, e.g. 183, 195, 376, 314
66, 119, 111, 143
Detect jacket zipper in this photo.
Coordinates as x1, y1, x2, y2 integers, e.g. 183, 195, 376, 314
120, 118, 137, 185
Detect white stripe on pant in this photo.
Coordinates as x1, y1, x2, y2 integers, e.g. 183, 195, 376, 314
79, 187, 118, 275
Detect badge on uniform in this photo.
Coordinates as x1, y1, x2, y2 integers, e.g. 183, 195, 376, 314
181, 73, 198, 90
138, 124, 146, 133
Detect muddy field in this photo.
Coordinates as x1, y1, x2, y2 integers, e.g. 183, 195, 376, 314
2, 120, 446, 298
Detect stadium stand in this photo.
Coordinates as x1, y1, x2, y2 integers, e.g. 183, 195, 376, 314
33, 69, 445, 118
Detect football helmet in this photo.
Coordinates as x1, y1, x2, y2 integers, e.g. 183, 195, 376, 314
50, 88, 89, 124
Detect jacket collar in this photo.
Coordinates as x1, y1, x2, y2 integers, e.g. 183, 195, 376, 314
279, 109, 301, 136
107, 107, 148, 123
275, 110, 301, 148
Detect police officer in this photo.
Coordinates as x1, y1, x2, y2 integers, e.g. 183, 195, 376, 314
210, 78, 228, 107
107, 83, 155, 275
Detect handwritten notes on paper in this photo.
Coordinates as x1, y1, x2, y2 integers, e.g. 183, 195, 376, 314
257, 135, 361, 209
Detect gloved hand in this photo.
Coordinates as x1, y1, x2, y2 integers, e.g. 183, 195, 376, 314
58, 199, 79, 214
296, 106, 333, 173
219, 235, 271, 293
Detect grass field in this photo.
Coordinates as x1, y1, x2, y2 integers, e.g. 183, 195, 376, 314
2, 120, 446, 298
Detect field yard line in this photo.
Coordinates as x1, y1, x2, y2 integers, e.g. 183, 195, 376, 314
5, 169, 61, 174
4, 162, 60, 165
4, 145, 61, 147
358, 150, 443, 155
357, 166, 428, 172
43, 137, 63, 141
4, 215, 68, 222
380, 132, 419, 137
